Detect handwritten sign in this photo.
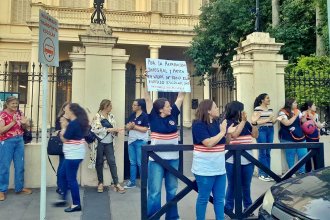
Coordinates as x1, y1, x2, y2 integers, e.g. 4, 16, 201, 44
146, 58, 191, 92
38, 10, 59, 67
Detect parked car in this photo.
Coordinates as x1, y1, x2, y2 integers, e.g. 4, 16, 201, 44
259, 166, 330, 220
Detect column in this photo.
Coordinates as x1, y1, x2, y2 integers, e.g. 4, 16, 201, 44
230, 32, 288, 175
183, 92, 192, 127
203, 75, 210, 99
29, 41, 40, 129
178, 0, 190, 14
148, 45, 161, 101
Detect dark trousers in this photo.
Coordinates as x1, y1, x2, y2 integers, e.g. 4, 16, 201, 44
305, 138, 319, 172
57, 154, 65, 189
58, 159, 83, 206
96, 142, 119, 185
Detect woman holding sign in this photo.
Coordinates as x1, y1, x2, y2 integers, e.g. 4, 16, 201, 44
144, 70, 186, 220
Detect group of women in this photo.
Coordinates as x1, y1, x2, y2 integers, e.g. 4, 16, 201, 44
0, 85, 324, 218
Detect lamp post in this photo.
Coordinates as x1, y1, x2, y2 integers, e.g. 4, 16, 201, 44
255, 0, 260, 31
91, 0, 106, 24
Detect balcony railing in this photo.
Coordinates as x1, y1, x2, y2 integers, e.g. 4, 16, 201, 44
39, 5, 199, 31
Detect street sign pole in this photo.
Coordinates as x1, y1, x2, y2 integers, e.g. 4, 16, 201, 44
40, 64, 48, 220
38, 9, 59, 220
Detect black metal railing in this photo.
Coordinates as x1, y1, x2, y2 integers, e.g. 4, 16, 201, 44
0, 61, 72, 142
141, 142, 325, 220
210, 70, 237, 115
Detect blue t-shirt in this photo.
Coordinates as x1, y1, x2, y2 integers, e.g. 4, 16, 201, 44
127, 112, 149, 127
192, 119, 226, 145
148, 104, 180, 134
63, 119, 85, 140
226, 119, 254, 165
191, 119, 226, 176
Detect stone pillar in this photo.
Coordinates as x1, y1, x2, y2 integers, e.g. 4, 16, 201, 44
203, 75, 210, 99
183, 92, 192, 127
149, 45, 161, 101
231, 32, 288, 175
178, 0, 190, 14
70, 24, 129, 185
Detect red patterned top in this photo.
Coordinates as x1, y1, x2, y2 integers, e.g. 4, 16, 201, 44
0, 110, 24, 141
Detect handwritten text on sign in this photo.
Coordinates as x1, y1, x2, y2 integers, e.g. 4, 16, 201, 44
146, 58, 191, 92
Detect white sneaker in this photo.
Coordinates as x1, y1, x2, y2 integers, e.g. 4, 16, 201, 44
258, 175, 271, 182
124, 181, 136, 189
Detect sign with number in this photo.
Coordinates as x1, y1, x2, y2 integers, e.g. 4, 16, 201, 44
146, 58, 191, 92
38, 10, 59, 67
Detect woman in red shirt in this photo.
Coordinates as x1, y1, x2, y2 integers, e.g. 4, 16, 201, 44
0, 96, 32, 201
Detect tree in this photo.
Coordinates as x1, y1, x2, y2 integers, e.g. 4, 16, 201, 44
186, 0, 271, 78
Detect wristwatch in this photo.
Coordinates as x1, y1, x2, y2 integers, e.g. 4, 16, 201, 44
251, 122, 258, 126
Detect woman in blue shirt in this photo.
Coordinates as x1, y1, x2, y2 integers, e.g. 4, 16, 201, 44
55, 103, 89, 212
144, 74, 186, 220
125, 99, 149, 188
223, 101, 259, 217
191, 99, 235, 220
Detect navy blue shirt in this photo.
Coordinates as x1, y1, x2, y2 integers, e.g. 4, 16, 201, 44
192, 119, 226, 145
127, 112, 149, 128
227, 119, 252, 136
148, 104, 180, 134
63, 119, 84, 140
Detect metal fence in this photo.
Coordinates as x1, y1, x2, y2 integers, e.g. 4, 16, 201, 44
0, 61, 72, 142
285, 68, 330, 134
210, 70, 237, 115
141, 142, 325, 220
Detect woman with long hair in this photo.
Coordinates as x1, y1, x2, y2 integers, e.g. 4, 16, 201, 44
91, 99, 125, 193
54, 101, 70, 196
144, 72, 186, 220
55, 103, 89, 212
253, 93, 276, 181
191, 100, 235, 220
224, 101, 259, 217
0, 96, 32, 201
125, 99, 149, 189
300, 100, 325, 172
278, 98, 306, 174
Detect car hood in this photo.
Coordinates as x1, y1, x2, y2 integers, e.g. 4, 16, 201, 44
271, 168, 330, 219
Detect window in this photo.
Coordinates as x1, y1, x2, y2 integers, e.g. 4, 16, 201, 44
107, 0, 136, 11
59, 0, 90, 8
8, 62, 29, 104
152, 0, 178, 14
11, 0, 31, 24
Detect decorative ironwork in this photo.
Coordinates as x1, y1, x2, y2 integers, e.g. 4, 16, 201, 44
91, 0, 106, 24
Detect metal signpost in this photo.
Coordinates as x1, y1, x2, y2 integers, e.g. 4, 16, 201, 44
38, 9, 59, 220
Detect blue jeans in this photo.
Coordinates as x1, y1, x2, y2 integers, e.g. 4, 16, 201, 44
0, 136, 25, 192
58, 159, 83, 206
280, 139, 307, 174
195, 174, 226, 220
147, 159, 179, 220
225, 163, 254, 212
128, 140, 146, 185
257, 126, 274, 177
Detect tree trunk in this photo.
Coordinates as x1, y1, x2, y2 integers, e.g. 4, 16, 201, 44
272, 0, 280, 27
316, 2, 326, 56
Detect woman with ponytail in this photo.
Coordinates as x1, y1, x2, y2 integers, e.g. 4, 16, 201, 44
253, 93, 276, 181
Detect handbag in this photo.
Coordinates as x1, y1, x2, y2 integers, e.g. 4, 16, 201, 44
23, 128, 33, 144
100, 118, 113, 128
47, 132, 63, 155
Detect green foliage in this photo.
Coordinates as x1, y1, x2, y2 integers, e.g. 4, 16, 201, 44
270, 0, 317, 62
285, 56, 330, 106
186, 0, 271, 77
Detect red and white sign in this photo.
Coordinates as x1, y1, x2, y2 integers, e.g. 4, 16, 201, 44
38, 10, 59, 67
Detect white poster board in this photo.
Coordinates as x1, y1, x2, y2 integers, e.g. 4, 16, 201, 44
146, 58, 191, 92
38, 9, 59, 67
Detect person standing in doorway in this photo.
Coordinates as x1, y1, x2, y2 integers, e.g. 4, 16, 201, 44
253, 93, 276, 181
125, 99, 149, 189
0, 96, 32, 201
